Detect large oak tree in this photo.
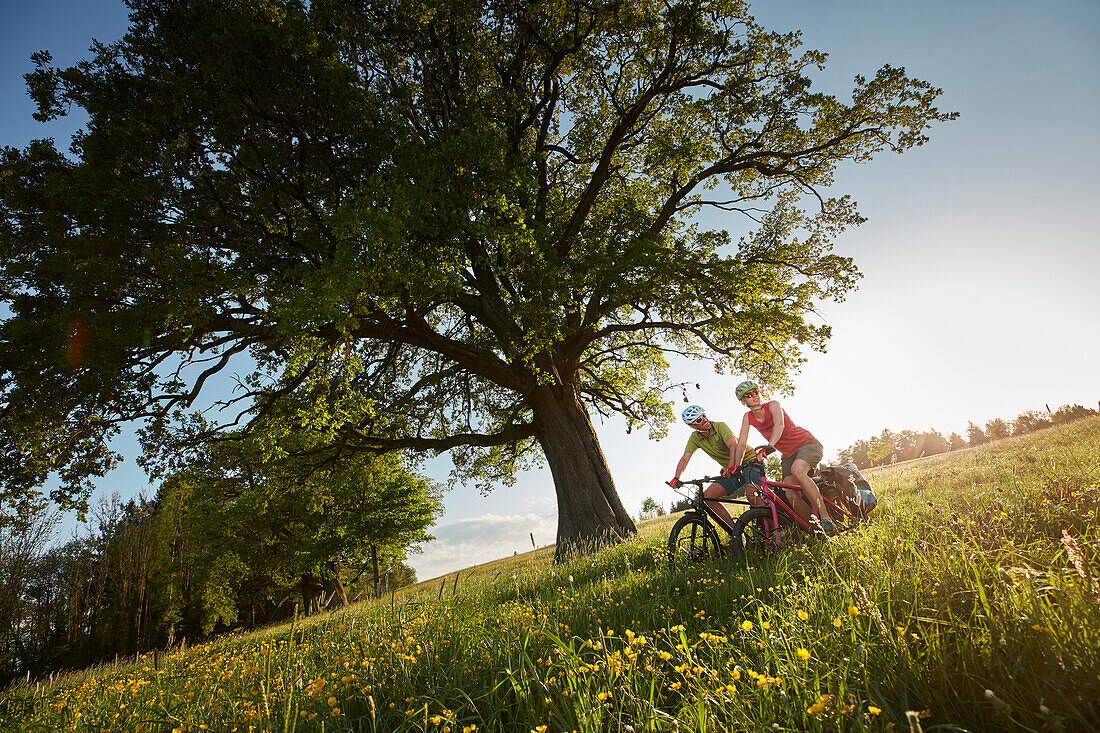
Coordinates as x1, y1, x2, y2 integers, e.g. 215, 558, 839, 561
0, 0, 954, 554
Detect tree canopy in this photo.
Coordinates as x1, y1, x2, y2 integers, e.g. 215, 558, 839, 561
0, 0, 955, 553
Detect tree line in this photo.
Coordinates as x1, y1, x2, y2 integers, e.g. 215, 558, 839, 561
0, 448, 438, 687
837, 404, 1097, 469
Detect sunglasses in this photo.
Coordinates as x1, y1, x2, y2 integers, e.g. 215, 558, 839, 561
690, 416, 708, 426
740, 390, 760, 399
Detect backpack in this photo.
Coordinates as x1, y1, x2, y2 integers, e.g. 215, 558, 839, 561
843, 463, 877, 516
817, 463, 877, 520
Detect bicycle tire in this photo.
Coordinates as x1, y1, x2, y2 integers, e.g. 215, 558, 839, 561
728, 506, 775, 560
827, 505, 861, 533
667, 513, 723, 566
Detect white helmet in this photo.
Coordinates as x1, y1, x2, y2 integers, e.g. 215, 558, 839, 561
681, 404, 706, 425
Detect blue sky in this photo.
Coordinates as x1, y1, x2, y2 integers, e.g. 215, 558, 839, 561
3, 0, 1098, 580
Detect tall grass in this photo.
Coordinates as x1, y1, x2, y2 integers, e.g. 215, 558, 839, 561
3, 418, 1098, 732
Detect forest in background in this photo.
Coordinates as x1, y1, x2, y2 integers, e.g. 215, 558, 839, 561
837, 403, 1097, 468
0, 450, 438, 686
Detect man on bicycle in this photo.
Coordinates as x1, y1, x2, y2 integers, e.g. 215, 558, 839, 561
669, 405, 753, 529
729, 381, 838, 536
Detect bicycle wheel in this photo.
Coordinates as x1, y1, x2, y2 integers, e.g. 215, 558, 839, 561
667, 514, 723, 566
728, 506, 775, 560
826, 505, 861, 533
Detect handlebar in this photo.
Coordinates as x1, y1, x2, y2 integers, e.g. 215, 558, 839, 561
667, 446, 773, 488
667, 475, 724, 488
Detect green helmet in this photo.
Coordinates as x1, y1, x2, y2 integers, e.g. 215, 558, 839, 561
735, 380, 759, 399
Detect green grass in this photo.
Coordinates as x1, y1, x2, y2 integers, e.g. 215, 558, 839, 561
3, 418, 1099, 732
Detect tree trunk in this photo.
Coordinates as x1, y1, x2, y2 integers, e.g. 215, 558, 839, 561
371, 545, 380, 599
325, 559, 349, 609
529, 384, 637, 561
300, 574, 323, 616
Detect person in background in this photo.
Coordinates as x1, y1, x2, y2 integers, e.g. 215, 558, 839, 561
729, 381, 837, 536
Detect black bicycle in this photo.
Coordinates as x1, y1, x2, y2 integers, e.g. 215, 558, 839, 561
665, 474, 739, 565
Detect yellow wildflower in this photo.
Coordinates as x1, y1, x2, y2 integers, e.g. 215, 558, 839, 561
797, 648, 811, 661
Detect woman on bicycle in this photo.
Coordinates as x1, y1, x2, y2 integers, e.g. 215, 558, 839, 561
730, 381, 838, 536
668, 404, 747, 529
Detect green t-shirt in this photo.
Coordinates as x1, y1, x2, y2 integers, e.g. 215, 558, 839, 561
684, 421, 735, 466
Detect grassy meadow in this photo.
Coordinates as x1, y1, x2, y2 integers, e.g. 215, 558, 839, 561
3, 417, 1098, 732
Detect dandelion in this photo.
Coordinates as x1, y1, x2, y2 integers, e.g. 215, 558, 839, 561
741, 620, 754, 633
807, 694, 835, 715
761, 621, 770, 630
796, 648, 811, 661
833, 618, 843, 628
848, 606, 861, 616
797, 610, 809, 621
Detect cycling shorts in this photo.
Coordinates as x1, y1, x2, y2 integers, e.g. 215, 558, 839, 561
713, 462, 765, 497
781, 438, 824, 478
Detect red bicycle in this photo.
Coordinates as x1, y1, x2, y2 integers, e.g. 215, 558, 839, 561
666, 446, 865, 564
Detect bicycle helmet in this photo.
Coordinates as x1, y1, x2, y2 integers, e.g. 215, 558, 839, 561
735, 380, 759, 399
681, 404, 706, 425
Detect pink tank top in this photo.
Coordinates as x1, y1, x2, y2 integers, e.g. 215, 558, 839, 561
747, 403, 814, 455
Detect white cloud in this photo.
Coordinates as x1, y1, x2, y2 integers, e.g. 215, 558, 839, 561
408, 513, 557, 581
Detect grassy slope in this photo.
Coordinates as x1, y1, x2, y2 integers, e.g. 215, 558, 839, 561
3, 418, 1099, 732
